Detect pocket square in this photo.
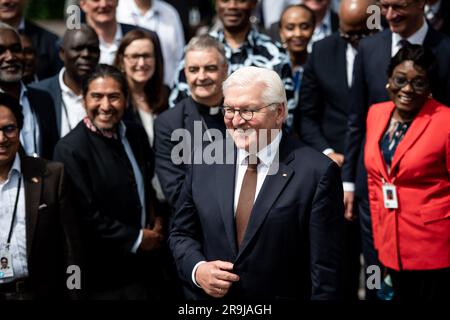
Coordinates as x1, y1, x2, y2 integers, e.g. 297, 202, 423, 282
38, 203, 48, 210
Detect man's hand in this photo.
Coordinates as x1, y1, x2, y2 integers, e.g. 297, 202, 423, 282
139, 217, 164, 251
327, 152, 344, 167
344, 191, 357, 221
195, 261, 240, 298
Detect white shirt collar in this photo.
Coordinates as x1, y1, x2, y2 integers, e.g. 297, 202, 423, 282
19, 82, 27, 101
392, 18, 428, 56
130, 0, 160, 19
118, 121, 127, 140
11, 153, 21, 175
425, 0, 441, 14
58, 67, 81, 98
321, 9, 332, 31
237, 131, 282, 168
18, 17, 25, 32
99, 23, 123, 46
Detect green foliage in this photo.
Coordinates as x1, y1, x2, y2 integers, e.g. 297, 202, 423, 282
25, 0, 65, 20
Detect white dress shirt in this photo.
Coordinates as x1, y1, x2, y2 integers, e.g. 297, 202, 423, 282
99, 24, 123, 65
119, 122, 146, 253
59, 68, 86, 137
0, 154, 29, 283
391, 19, 428, 57
191, 131, 283, 287
116, 0, 185, 86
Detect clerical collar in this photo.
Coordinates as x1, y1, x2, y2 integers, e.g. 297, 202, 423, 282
195, 99, 222, 116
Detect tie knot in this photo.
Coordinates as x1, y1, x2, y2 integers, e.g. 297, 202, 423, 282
246, 155, 259, 170
398, 39, 411, 48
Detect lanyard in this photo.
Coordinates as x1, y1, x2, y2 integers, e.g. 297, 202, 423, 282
6, 176, 22, 245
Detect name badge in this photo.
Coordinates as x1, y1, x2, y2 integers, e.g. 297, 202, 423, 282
0, 245, 14, 279
382, 184, 398, 209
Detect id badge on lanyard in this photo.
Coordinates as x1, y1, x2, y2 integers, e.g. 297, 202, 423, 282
381, 177, 398, 209
0, 245, 14, 279
0, 176, 22, 279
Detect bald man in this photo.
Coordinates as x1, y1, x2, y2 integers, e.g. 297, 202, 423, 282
296, 0, 378, 300
31, 25, 100, 138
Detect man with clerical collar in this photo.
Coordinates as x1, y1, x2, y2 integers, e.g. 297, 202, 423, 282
154, 34, 228, 210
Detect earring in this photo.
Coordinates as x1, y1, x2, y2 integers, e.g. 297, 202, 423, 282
385, 83, 390, 89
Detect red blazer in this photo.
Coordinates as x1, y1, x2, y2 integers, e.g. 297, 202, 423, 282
364, 99, 450, 271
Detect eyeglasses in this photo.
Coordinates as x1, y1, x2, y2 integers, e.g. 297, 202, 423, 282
340, 29, 376, 42
0, 124, 19, 138
124, 53, 154, 64
377, 1, 417, 14
221, 103, 279, 121
390, 75, 429, 92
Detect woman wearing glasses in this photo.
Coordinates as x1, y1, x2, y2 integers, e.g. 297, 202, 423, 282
364, 44, 450, 300
114, 29, 169, 202
114, 29, 169, 147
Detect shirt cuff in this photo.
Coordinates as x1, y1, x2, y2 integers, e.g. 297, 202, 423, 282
343, 182, 355, 192
131, 229, 144, 254
322, 148, 335, 156
192, 261, 207, 288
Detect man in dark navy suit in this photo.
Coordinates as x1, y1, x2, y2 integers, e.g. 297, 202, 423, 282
297, 0, 378, 300
169, 66, 345, 300
342, 0, 450, 299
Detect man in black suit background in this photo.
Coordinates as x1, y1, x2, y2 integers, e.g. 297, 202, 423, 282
425, 0, 450, 35
154, 34, 228, 210
31, 24, 100, 138
342, 0, 450, 298
169, 66, 344, 300
297, 0, 377, 300
0, 22, 57, 159
0, 0, 61, 80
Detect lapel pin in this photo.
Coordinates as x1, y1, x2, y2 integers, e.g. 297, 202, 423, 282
31, 177, 39, 184
282, 173, 287, 177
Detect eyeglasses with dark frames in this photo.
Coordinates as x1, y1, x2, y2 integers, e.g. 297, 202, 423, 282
221, 103, 280, 121
390, 75, 429, 92
0, 124, 19, 138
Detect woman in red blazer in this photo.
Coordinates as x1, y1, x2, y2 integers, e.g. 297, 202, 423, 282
364, 44, 450, 300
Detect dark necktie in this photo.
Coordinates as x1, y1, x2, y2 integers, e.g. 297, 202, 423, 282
398, 39, 411, 48
235, 155, 259, 247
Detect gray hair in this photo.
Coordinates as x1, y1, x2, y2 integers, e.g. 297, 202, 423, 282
184, 34, 227, 65
222, 66, 288, 120
0, 22, 21, 40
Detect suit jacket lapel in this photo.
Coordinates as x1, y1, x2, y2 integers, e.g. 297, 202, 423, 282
236, 135, 294, 259
51, 76, 63, 136
216, 137, 238, 256
390, 99, 434, 174
336, 37, 350, 91
20, 155, 44, 258
371, 104, 394, 182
